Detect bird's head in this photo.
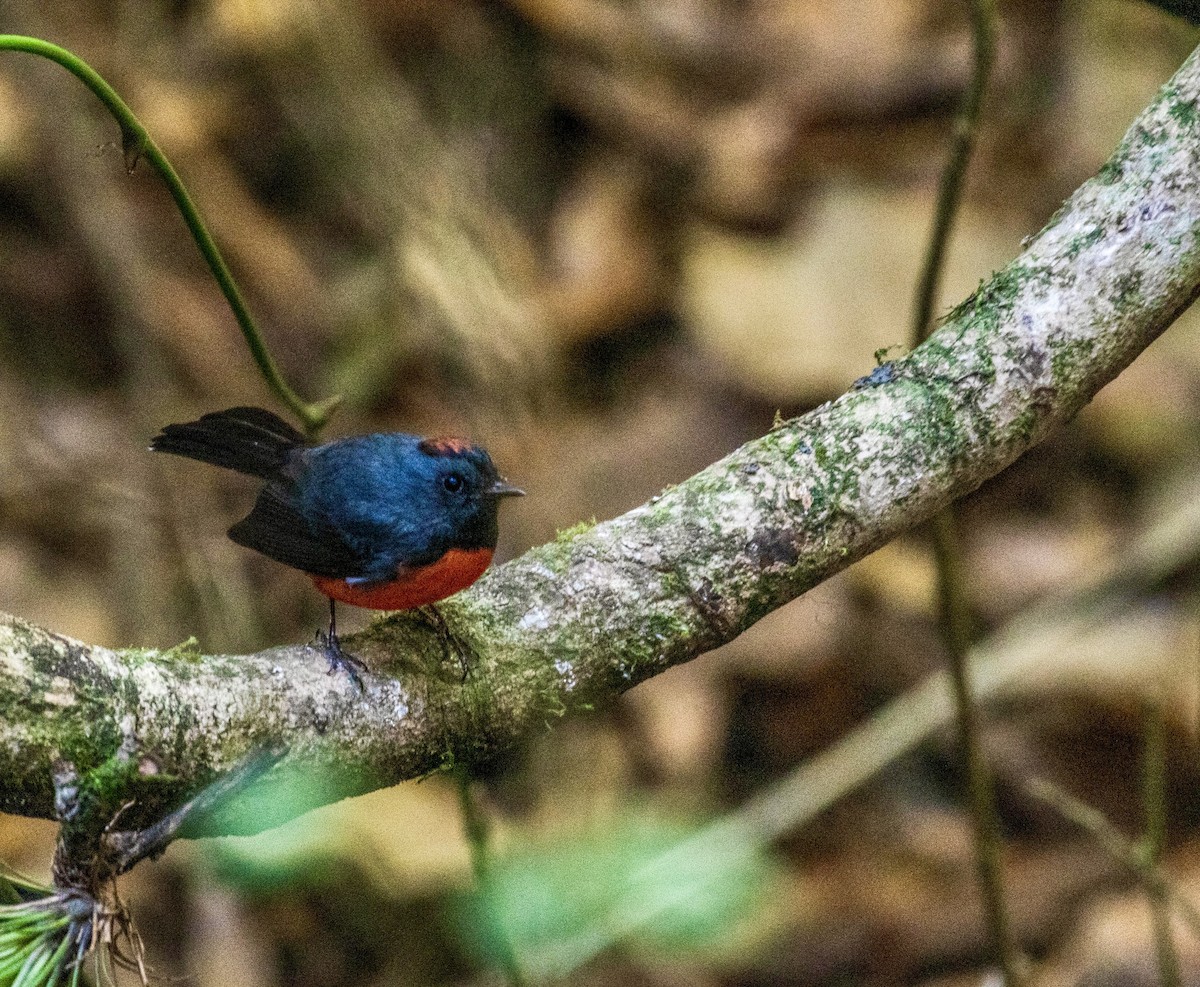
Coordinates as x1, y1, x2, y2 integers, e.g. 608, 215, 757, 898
417, 437, 524, 549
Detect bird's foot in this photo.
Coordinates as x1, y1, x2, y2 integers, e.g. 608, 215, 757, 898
314, 628, 366, 691
418, 604, 471, 680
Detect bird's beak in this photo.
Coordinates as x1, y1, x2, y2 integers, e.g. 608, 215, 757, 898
489, 478, 525, 497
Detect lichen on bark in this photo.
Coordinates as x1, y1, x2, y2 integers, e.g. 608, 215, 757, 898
4, 40, 1200, 838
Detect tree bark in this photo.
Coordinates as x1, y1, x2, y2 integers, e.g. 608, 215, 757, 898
5, 43, 1200, 837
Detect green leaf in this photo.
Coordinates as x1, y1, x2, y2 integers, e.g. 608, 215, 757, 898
456, 810, 775, 978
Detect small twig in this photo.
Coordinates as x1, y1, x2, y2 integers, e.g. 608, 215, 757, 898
455, 771, 527, 987
1143, 700, 1184, 987
910, 0, 997, 347
456, 771, 492, 888
906, 0, 1019, 981
0, 34, 339, 435
103, 741, 288, 875
930, 509, 1021, 979
1026, 776, 1200, 940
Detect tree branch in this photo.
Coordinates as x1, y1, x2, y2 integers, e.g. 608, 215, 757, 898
5, 43, 1200, 836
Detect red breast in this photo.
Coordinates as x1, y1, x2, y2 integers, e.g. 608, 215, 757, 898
310, 547, 495, 611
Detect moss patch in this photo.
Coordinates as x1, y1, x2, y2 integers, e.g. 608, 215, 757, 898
555, 518, 598, 542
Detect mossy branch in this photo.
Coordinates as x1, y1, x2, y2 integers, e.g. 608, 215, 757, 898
4, 40, 1200, 839
0, 34, 339, 435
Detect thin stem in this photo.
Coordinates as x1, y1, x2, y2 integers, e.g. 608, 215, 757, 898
907, 1, 1019, 982
1143, 700, 1183, 987
931, 510, 1021, 980
911, 0, 996, 346
103, 741, 288, 875
1026, 777, 1200, 939
1144, 700, 1168, 868
0, 34, 339, 435
456, 770, 492, 888
455, 772, 526, 987
1194, 599, 1200, 750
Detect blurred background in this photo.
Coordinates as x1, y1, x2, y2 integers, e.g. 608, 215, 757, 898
3, 0, 1200, 983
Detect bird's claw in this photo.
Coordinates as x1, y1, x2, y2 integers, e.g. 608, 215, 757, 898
314, 628, 366, 692
417, 605, 472, 680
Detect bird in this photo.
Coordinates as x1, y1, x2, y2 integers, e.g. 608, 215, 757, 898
150, 406, 523, 685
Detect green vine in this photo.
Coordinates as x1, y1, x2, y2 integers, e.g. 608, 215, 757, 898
456, 771, 527, 987
906, 1, 1022, 983
0, 34, 339, 435
1143, 700, 1182, 987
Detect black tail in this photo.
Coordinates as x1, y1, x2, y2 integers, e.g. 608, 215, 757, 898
150, 406, 307, 479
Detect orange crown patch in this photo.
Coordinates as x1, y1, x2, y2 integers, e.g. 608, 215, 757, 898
418, 436, 474, 456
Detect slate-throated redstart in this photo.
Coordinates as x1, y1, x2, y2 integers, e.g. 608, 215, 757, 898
150, 406, 523, 683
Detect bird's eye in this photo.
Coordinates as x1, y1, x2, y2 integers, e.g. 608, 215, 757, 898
443, 473, 464, 493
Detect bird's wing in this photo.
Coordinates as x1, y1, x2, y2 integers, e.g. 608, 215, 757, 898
228, 485, 365, 579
